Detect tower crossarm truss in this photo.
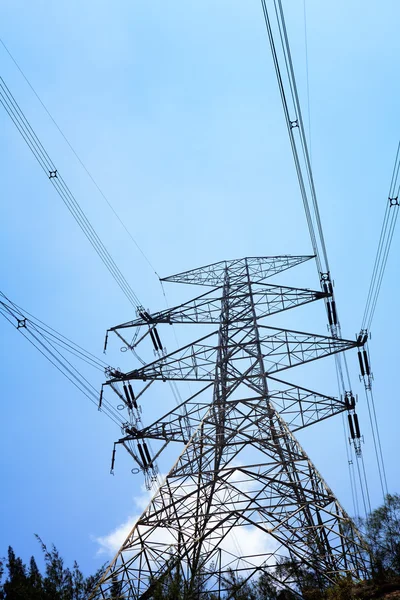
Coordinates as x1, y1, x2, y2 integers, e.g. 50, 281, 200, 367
117, 378, 348, 447
109, 282, 329, 331
94, 257, 369, 600
107, 326, 359, 384
161, 255, 314, 286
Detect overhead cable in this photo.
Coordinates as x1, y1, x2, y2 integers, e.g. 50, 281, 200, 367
0, 292, 107, 372
0, 37, 159, 279
302, 0, 312, 163
0, 292, 125, 428
259, 1, 352, 395
260, 0, 374, 512
361, 142, 400, 331
0, 77, 142, 310
1, 291, 165, 488
259, 0, 353, 395
363, 386, 388, 498
260, 0, 329, 275
355, 143, 400, 502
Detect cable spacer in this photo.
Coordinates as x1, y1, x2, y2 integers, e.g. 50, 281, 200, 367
290, 119, 299, 129
320, 272, 330, 283
389, 196, 399, 206
48, 169, 57, 179
17, 318, 26, 329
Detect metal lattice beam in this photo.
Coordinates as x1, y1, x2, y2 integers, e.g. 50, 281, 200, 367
161, 256, 314, 286
108, 326, 359, 384
110, 281, 328, 331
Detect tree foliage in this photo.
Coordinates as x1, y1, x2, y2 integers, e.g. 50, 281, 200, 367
364, 493, 400, 580
0, 538, 107, 600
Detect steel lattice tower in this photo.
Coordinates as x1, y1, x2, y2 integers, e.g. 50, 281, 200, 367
94, 256, 369, 599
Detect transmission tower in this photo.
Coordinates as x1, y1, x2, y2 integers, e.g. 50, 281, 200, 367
95, 256, 369, 599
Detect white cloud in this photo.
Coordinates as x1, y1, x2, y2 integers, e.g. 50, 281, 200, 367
94, 476, 169, 556
222, 525, 279, 569
95, 513, 140, 556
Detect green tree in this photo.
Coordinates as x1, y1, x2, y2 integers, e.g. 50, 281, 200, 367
364, 493, 400, 580
254, 571, 278, 599
0, 558, 4, 600
2, 547, 28, 600
27, 556, 43, 600
108, 574, 124, 599
0, 539, 106, 600
221, 568, 257, 600
276, 591, 298, 600
275, 556, 324, 600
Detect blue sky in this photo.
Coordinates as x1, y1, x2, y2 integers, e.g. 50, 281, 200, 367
1, 0, 399, 577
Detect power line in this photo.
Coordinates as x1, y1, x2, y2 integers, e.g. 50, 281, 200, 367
0, 36, 159, 279
260, 0, 321, 273
0, 292, 107, 371
260, 1, 351, 383
361, 142, 400, 330
362, 142, 400, 329
259, 0, 374, 515
302, 0, 312, 164
1, 289, 168, 489
262, 0, 330, 273
259, 0, 348, 383
355, 142, 400, 504
0, 76, 143, 309
363, 386, 388, 498
0, 293, 125, 428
